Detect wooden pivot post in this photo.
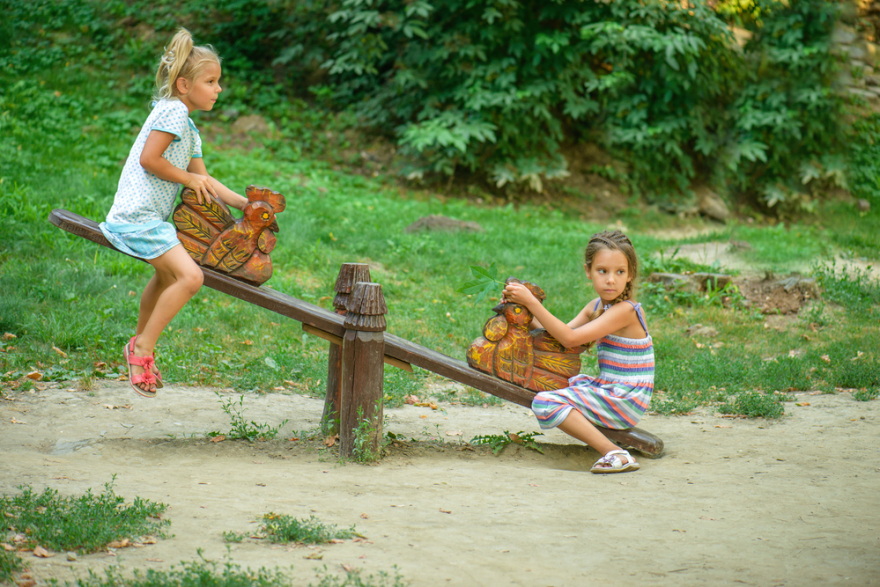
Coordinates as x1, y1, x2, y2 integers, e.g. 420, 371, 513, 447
339, 281, 387, 458
323, 263, 371, 436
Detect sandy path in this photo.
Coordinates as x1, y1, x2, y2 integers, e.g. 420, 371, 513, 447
1, 383, 878, 587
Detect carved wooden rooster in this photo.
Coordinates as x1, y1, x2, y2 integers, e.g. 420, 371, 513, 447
466, 278, 586, 392
172, 185, 286, 286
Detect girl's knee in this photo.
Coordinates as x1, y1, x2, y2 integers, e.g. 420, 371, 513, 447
181, 266, 203, 295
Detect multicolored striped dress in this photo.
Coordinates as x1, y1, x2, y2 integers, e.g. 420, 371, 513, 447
531, 300, 654, 431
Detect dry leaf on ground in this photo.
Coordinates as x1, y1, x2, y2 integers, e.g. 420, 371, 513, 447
33, 546, 53, 558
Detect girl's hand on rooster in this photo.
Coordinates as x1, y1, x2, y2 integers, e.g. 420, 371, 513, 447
184, 173, 217, 205
502, 282, 537, 307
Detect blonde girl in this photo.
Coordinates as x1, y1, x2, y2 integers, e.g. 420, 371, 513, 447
502, 230, 654, 473
100, 28, 247, 397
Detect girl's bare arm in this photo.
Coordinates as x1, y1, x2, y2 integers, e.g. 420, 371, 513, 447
140, 130, 217, 203
503, 283, 635, 348
186, 158, 247, 210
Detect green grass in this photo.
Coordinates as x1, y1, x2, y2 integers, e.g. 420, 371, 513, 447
224, 513, 357, 545
0, 479, 170, 554
59, 557, 406, 587
1, 3, 879, 421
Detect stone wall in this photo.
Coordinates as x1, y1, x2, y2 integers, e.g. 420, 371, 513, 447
836, 1, 880, 104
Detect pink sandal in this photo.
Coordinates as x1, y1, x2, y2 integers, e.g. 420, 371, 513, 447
124, 335, 162, 398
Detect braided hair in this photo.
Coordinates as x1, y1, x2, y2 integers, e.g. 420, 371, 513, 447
154, 28, 221, 101
581, 229, 639, 351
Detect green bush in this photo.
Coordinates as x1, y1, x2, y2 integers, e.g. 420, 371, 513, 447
325, 0, 843, 204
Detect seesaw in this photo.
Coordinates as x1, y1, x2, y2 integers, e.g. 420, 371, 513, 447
49, 205, 663, 459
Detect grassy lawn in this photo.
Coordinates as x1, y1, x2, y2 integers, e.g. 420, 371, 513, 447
1, 4, 878, 420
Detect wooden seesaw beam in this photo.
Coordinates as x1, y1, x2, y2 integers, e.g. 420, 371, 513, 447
48, 209, 663, 457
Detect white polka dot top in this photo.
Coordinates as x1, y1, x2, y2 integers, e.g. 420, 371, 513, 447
105, 99, 202, 228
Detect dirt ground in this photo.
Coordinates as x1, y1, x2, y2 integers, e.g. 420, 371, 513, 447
2, 382, 879, 587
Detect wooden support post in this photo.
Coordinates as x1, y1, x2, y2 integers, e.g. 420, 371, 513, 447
323, 263, 371, 436
339, 281, 387, 458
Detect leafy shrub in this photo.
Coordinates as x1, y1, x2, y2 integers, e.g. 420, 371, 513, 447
325, 0, 844, 205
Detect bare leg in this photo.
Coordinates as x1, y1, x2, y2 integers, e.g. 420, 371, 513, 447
128, 245, 203, 392
556, 409, 636, 469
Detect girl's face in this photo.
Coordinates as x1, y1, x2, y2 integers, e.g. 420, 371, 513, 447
586, 248, 632, 303
178, 62, 222, 113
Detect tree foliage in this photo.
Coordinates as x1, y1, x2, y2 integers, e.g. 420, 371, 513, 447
324, 0, 845, 206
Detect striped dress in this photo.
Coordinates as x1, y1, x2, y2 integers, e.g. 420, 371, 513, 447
531, 300, 654, 431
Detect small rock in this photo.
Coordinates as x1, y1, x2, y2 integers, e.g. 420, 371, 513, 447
231, 114, 270, 135
67, 552, 77, 561
694, 185, 730, 223
686, 324, 719, 338
858, 199, 871, 212
404, 215, 483, 234
692, 273, 733, 292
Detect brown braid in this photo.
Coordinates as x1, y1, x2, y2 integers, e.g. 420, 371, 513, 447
581, 230, 639, 352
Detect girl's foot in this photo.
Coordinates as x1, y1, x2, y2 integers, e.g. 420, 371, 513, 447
125, 335, 158, 398
590, 450, 640, 474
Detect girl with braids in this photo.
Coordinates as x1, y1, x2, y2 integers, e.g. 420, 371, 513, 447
101, 28, 247, 398
502, 230, 654, 473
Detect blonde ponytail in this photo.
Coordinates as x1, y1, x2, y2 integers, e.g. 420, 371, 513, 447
153, 28, 221, 101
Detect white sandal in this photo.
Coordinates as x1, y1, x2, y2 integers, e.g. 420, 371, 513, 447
591, 450, 640, 474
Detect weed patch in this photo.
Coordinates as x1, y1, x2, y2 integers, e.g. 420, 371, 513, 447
225, 513, 357, 545
208, 393, 288, 441
471, 431, 544, 455
0, 478, 169, 554
716, 391, 789, 419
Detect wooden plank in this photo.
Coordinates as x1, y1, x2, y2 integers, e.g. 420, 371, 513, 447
48, 209, 346, 337
302, 324, 413, 373
49, 208, 663, 456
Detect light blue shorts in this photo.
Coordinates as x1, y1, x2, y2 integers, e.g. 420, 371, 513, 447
99, 220, 180, 260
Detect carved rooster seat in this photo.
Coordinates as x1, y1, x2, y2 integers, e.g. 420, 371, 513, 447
466, 278, 587, 392
172, 185, 286, 286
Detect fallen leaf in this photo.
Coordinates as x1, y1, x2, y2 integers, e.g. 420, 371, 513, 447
10, 418, 25, 424
139, 536, 157, 544
445, 431, 462, 436
439, 508, 451, 514
52, 346, 68, 358
33, 546, 53, 558
288, 437, 299, 442
210, 435, 225, 443
820, 354, 831, 364
403, 394, 419, 405
106, 539, 130, 549
341, 564, 355, 572
795, 402, 811, 407
2, 333, 16, 341
15, 580, 35, 587
240, 340, 253, 346
714, 425, 732, 428
360, 513, 369, 519
528, 483, 539, 487
323, 435, 339, 447
851, 351, 865, 361
329, 539, 346, 544
304, 552, 323, 560
419, 415, 427, 419
25, 371, 43, 381
0, 543, 13, 551
146, 558, 163, 562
